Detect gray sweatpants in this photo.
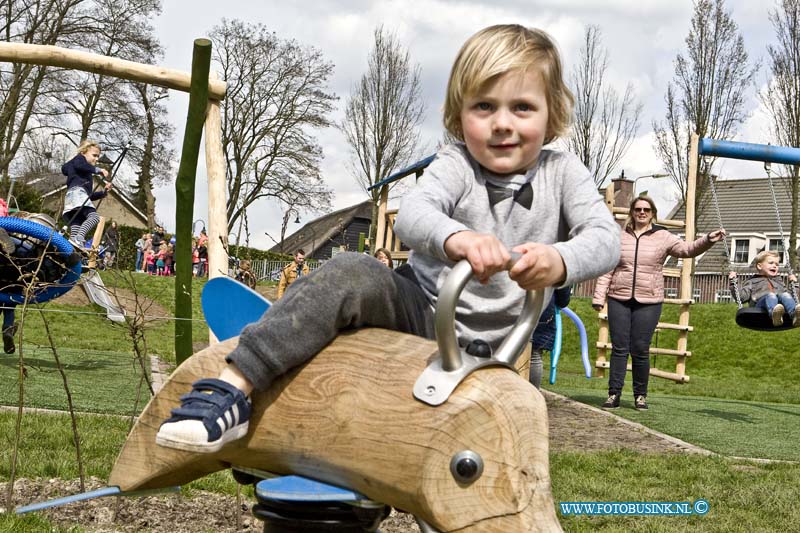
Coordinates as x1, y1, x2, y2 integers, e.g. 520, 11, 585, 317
227, 253, 436, 392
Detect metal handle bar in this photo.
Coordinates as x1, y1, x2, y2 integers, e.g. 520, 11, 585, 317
414, 256, 546, 406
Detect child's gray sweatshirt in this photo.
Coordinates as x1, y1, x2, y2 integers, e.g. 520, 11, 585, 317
394, 144, 619, 351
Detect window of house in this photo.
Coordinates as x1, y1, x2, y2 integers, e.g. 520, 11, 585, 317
769, 238, 786, 264
733, 239, 749, 264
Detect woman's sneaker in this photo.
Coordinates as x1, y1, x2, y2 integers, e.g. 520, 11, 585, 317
772, 304, 785, 327
601, 393, 620, 409
156, 378, 251, 453
793, 313, 800, 328
635, 395, 649, 410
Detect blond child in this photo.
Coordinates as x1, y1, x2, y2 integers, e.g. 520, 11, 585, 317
61, 140, 112, 250
730, 250, 799, 327
156, 24, 620, 453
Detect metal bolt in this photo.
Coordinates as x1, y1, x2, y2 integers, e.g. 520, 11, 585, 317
450, 450, 483, 484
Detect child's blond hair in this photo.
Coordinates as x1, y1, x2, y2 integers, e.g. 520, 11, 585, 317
76, 139, 100, 155
755, 250, 781, 266
443, 24, 574, 144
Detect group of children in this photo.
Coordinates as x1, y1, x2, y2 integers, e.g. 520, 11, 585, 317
135, 233, 174, 275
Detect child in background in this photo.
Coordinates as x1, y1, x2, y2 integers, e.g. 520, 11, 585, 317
156, 24, 620, 453
191, 239, 200, 277
144, 248, 156, 275
165, 243, 174, 276
156, 242, 167, 276
61, 140, 112, 250
529, 287, 571, 389
730, 250, 799, 327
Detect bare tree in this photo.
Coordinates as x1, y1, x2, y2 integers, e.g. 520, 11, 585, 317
0, 0, 87, 182
761, 0, 800, 269
123, 83, 174, 227
652, 0, 758, 211
340, 26, 425, 245
210, 19, 336, 233
41, 0, 163, 154
565, 25, 642, 186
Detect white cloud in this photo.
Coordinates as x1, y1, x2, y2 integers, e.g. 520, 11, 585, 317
150, 0, 775, 250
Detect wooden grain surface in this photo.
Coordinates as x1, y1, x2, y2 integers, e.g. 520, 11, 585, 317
110, 329, 561, 532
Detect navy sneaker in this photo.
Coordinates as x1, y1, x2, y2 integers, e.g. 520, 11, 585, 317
156, 378, 251, 453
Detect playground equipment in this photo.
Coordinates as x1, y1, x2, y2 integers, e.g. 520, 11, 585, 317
549, 306, 591, 385
703, 137, 800, 331
0, 40, 231, 356
595, 135, 707, 384
108, 262, 562, 532
81, 269, 124, 322
0, 216, 82, 304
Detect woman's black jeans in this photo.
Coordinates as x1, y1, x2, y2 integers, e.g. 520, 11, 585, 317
607, 297, 662, 397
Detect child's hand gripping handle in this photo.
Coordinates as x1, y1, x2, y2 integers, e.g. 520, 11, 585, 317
416, 255, 545, 406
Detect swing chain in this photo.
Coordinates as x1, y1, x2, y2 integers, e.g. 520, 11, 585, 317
763, 162, 800, 301
707, 173, 743, 308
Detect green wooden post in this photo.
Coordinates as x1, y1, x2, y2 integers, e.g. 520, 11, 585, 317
175, 39, 211, 364
358, 232, 366, 253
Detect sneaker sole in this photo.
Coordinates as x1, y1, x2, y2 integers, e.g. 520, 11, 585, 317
155, 422, 249, 453
601, 405, 620, 410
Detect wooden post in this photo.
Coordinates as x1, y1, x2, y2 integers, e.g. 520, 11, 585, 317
87, 216, 106, 270
174, 39, 212, 364
675, 134, 701, 379
0, 42, 226, 99
595, 185, 616, 378
205, 78, 227, 345
374, 185, 389, 251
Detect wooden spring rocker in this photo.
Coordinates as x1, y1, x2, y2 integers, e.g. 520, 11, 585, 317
109, 261, 562, 532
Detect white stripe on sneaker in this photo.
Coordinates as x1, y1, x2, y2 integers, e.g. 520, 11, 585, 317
217, 417, 226, 436
231, 404, 239, 426
224, 410, 233, 428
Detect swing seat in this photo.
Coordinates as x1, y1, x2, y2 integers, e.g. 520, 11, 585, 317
735, 306, 796, 331
0, 217, 82, 304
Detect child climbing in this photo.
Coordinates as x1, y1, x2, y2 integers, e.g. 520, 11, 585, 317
155, 24, 620, 453
61, 140, 112, 251
529, 287, 571, 389
730, 250, 799, 327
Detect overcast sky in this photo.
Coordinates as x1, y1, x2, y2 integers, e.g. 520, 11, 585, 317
150, 0, 777, 249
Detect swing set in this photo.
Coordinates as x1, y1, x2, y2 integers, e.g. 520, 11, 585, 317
705, 138, 800, 331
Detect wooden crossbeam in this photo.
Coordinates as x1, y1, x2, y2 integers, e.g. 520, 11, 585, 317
595, 342, 691, 357
595, 360, 690, 383
597, 316, 693, 332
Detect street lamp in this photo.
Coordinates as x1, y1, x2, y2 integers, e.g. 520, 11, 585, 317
627, 171, 670, 196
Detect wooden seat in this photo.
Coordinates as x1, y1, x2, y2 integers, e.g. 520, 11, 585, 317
110, 330, 562, 532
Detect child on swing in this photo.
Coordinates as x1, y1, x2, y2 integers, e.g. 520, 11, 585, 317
156, 24, 621, 453
61, 140, 112, 251
729, 250, 799, 327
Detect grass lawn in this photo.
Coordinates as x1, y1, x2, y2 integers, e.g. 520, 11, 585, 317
548, 386, 800, 461
0, 276, 799, 531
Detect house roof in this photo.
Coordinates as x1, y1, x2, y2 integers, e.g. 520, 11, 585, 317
269, 200, 373, 256
24, 172, 148, 225
666, 177, 797, 272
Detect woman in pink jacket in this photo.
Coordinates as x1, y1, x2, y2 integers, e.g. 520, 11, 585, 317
592, 195, 725, 410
